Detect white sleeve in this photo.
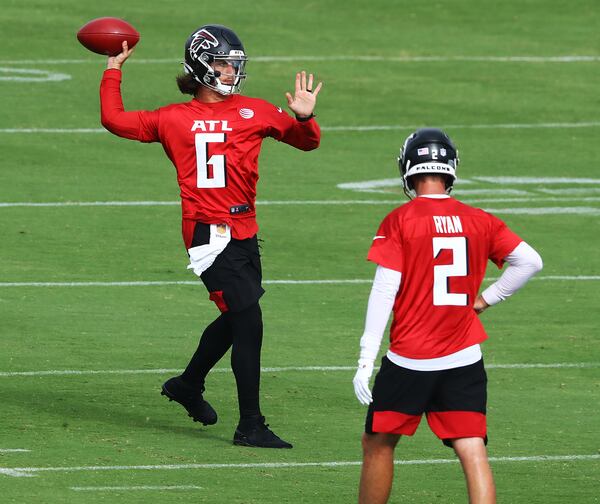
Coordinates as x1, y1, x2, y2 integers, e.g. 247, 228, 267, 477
481, 241, 543, 306
358, 265, 402, 365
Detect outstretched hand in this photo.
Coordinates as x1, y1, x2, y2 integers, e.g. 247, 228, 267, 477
107, 41, 135, 70
285, 71, 322, 119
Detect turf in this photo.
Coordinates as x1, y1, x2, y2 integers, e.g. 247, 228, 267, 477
1, 0, 599, 502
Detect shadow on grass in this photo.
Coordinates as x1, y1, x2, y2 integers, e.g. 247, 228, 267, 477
5, 383, 234, 446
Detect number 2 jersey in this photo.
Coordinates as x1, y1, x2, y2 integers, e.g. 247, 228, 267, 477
100, 69, 320, 247
367, 195, 523, 359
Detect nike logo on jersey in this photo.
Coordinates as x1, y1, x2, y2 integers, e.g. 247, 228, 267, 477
277, 107, 282, 113
191, 120, 233, 132
373, 235, 386, 240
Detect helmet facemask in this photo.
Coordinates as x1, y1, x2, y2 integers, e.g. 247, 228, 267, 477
184, 52, 248, 95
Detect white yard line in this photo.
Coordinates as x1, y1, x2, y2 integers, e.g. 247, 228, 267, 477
338, 176, 600, 192
0, 468, 34, 478
1, 55, 599, 65
0, 68, 71, 82
0, 275, 597, 289
473, 176, 600, 185
478, 206, 599, 215
0, 280, 370, 287
3, 121, 600, 134
3, 454, 599, 478
0, 362, 598, 378
0, 199, 600, 210
0, 128, 106, 133
0, 449, 30, 453
0, 200, 179, 207
70, 485, 202, 492
322, 121, 600, 131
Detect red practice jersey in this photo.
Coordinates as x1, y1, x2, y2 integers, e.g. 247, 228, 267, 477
100, 69, 320, 247
368, 196, 522, 359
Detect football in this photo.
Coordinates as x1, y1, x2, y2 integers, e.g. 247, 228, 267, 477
77, 17, 140, 56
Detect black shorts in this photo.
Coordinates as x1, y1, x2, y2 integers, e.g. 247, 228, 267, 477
192, 222, 265, 313
365, 356, 488, 447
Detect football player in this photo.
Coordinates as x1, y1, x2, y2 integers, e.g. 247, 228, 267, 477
353, 129, 543, 503
100, 24, 322, 448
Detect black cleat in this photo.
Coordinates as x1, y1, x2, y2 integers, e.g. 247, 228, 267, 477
161, 376, 217, 426
233, 416, 293, 449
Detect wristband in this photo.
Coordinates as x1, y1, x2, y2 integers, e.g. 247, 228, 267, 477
295, 113, 315, 122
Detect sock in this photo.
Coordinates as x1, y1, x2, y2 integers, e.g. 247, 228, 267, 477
229, 303, 263, 419
181, 312, 232, 387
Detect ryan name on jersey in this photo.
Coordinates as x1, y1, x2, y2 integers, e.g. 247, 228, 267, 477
433, 215, 463, 234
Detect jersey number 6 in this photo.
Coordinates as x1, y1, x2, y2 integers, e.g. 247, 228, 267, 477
432, 236, 468, 306
195, 133, 227, 188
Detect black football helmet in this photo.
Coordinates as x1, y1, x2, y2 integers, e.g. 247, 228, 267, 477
398, 128, 459, 198
183, 24, 248, 95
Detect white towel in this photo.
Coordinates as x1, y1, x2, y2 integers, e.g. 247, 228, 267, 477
187, 224, 232, 277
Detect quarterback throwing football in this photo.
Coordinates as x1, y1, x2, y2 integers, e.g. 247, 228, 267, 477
353, 129, 542, 503
100, 24, 322, 448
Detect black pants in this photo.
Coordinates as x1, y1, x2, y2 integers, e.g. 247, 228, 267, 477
181, 222, 265, 419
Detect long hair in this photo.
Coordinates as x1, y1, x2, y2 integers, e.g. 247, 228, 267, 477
176, 73, 201, 96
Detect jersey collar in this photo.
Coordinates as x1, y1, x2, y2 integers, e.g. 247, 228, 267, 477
418, 194, 450, 199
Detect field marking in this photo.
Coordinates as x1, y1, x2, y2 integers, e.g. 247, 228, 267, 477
1, 199, 600, 213
71, 485, 202, 492
0, 200, 179, 207
338, 176, 600, 192
0, 449, 30, 453
0, 275, 597, 289
0, 279, 369, 287
3, 454, 599, 478
0, 362, 598, 378
0, 67, 71, 82
473, 176, 600, 185
539, 188, 600, 195
0, 128, 105, 133
1, 55, 599, 65
3, 121, 600, 134
0, 468, 34, 478
323, 121, 600, 131
480, 206, 599, 215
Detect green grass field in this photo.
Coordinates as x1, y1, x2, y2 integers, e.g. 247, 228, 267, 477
1, 0, 599, 502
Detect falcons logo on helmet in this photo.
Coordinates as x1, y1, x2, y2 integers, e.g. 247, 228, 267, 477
189, 29, 219, 56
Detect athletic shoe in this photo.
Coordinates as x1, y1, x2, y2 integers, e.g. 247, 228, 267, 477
233, 415, 293, 448
161, 376, 217, 426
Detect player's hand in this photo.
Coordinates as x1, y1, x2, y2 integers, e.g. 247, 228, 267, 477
107, 41, 134, 70
474, 294, 490, 314
285, 71, 322, 119
353, 360, 374, 405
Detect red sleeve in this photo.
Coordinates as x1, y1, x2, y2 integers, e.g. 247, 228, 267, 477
488, 213, 523, 268
262, 102, 320, 151
367, 212, 404, 272
100, 69, 160, 143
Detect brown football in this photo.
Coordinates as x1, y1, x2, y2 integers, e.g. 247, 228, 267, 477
77, 17, 140, 56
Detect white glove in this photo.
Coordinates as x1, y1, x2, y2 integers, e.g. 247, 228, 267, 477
353, 359, 374, 405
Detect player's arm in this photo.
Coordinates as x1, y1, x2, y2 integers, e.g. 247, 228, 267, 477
353, 265, 401, 405
100, 41, 159, 142
475, 242, 543, 314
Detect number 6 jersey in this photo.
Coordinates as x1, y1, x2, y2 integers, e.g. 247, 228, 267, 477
367, 195, 522, 359
100, 69, 320, 248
